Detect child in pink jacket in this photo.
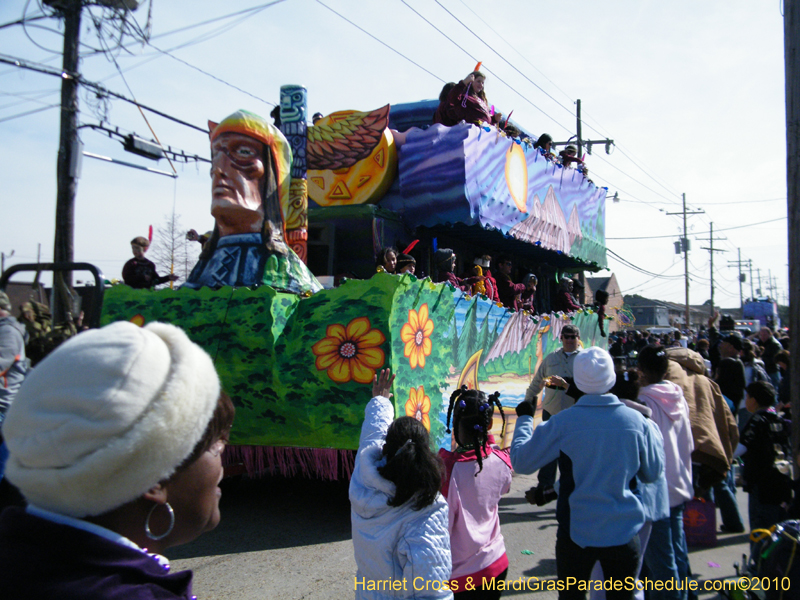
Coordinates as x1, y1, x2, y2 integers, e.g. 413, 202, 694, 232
439, 387, 512, 598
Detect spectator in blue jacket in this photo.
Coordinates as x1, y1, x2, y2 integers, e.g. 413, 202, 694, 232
511, 347, 664, 600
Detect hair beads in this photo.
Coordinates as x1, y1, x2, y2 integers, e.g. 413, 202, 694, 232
445, 386, 505, 474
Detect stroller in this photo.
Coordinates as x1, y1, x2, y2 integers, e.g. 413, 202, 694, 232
731, 520, 800, 600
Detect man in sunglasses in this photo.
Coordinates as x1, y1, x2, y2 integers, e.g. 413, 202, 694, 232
521, 324, 583, 505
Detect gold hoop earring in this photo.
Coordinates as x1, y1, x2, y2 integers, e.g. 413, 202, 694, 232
144, 502, 175, 541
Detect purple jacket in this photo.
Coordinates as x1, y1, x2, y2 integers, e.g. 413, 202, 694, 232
0, 508, 195, 599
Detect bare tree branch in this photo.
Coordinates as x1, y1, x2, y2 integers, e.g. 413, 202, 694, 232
148, 211, 200, 287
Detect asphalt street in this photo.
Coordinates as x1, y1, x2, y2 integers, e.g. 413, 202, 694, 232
171, 470, 755, 600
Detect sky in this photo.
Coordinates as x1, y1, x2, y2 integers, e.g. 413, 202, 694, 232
0, 0, 789, 310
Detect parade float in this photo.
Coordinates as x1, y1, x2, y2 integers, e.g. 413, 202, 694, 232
98, 85, 611, 480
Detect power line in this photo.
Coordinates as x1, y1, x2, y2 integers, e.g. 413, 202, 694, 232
623, 259, 683, 293
713, 216, 787, 232
91, 15, 178, 175
607, 248, 686, 279
0, 52, 60, 78
19, 0, 62, 56
0, 88, 60, 111
324, 3, 761, 240
454, 0, 684, 207
0, 103, 59, 124
146, 1, 289, 46
455, 0, 575, 104
398, 0, 573, 133
607, 216, 787, 240
432, 0, 577, 118
6, 2, 284, 116
606, 146, 682, 203
701, 196, 786, 206
0, 13, 48, 30
590, 151, 682, 205
81, 78, 208, 133
315, 0, 444, 83
590, 172, 679, 210
626, 277, 687, 298
0, 53, 209, 133
144, 41, 275, 107
87, 4, 279, 108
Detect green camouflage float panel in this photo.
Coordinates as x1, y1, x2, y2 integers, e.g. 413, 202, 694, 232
100, 274, 607, 450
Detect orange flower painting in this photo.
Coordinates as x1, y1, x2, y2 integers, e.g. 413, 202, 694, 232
405, 386, 431, 431
400, 304, 434, 369
312, 316, 386, 384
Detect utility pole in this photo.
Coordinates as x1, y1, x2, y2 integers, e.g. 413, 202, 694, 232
556, 100, 615, 158
727, 249, 751, 312
768, 271, 778, 300
699, 223, 726, 318
49, 0, 83, 325
784, 0, 800, 467
756, 267, 763, 296
667, 194, 704, 331
737, 249, 743, 312
46, 0, 139, 323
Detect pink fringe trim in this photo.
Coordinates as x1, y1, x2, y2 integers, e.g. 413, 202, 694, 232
223, 446, 355, 481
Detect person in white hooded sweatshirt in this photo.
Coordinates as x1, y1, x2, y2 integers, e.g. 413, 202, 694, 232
636, 346, 694, 600
350, 369, 453, 600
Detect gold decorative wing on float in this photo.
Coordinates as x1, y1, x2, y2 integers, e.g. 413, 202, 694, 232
307, 104, 391, 171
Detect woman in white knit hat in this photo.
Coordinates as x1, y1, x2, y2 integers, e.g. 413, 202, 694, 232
0, 321, 234, 599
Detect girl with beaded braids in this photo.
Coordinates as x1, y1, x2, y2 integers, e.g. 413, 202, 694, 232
439, 387, 513, 598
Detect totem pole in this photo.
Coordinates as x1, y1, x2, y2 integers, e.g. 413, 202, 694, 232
279, 85, 309, 263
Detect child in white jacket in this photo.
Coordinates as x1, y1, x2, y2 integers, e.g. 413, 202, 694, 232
350, 369, 453, 600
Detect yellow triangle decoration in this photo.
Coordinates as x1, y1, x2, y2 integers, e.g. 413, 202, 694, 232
329, 181, 352, 200
311, 177, 325, 190
373, 148, 385, 168
357, 176, 371, 188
